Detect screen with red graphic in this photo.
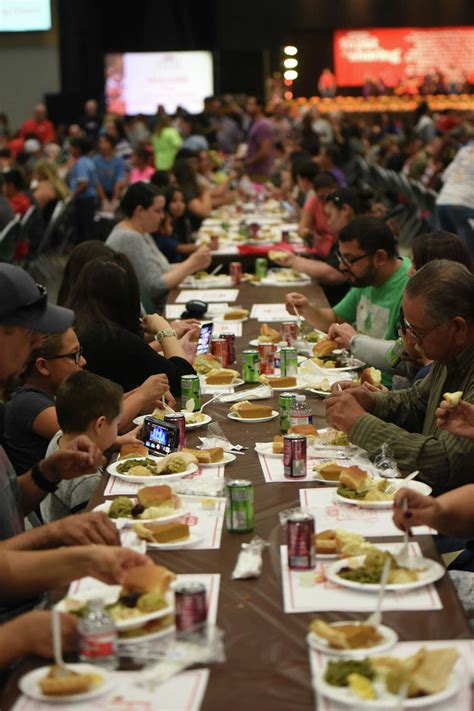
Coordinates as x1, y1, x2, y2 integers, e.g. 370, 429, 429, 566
334, 27, 474, 87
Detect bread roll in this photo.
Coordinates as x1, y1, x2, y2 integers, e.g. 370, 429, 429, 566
360, 367, 382, 387
312, 339, 338, 357
443, 390, 463, 408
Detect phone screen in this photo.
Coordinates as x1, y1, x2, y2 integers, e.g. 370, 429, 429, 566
196, 322, 213, 355
142, 418, 178, 455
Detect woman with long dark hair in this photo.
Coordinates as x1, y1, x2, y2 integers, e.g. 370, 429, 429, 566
69, 255, 196, 395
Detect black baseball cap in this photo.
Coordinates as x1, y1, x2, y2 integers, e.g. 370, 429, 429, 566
0, 264, 74, 333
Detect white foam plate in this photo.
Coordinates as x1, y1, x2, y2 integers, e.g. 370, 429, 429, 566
19, 664, 114, 704
132, 412, 212, 429
312, 474, 341, 486
93, 500, 188, 526
305, 388, 331, 398
307, 621, 398, 658
335, 479, 432, 509
107, 457, 198, 483
56, 590, 174, 631
146, 531, 203, 550
255, 442, 283, 458
311, 358, 365, 373
214, 317, 248, 323
326, 553, 445, 592
200, 452, 236, 467
227, 410, 279, 423
204, 378, 244, 388
314, 648, 461, 708
118, 621, 175, 645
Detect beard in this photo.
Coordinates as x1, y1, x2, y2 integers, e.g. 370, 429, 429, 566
350, 264, 378, 288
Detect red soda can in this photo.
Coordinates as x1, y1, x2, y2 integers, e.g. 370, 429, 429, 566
287, 511, 315, 569
258, 343, 276, 375
164, 413, 186, 450
283, 434, 307, 479
175, 582, 207, 638
281, 321, 299, 345
229, 261, 242, 285
249, 222, 259, 238
211, 338, 229, 367
220, 333, 236, 364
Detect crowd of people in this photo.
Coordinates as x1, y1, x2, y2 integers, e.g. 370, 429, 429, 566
0, 88, 473, 678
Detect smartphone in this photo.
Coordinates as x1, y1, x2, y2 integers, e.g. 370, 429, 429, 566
196, 322, 213, 355
141, 417, 179, 456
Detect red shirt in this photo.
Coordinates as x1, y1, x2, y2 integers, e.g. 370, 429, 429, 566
9, 193, 31, 216
303, 194, 336, 258
20, 118, 55, 144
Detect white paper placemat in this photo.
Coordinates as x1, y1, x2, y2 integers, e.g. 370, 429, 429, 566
175, 289, 239, 303
310, 639, 473, 711
280, 543, 442, 613
299, 487, 434, 536
14, 668, 210, 711
258, 453, 372, 484
250, 303, 298, 322
165, 303, 229, 319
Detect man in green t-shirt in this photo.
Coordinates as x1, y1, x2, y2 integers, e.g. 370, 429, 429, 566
286, 216, 411, 343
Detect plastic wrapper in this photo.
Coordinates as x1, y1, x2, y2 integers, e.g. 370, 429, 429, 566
199, 422, 247, 453
278, 507, 304, 527
218, 384, 272, 403
170, 476, 225, 498
231, 536, 270, 580
125, 626, 226, 687
373, 443, 400, 478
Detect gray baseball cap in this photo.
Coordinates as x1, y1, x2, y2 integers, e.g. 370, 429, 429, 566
0, 264, 74, 333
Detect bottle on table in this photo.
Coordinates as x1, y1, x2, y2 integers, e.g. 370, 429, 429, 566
79, 598, 118, 670
289, 395, 313, 428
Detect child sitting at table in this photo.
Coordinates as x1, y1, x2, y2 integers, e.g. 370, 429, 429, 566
40, 370, 141, 523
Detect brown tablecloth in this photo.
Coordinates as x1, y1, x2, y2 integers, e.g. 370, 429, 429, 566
1, 281, 471, 710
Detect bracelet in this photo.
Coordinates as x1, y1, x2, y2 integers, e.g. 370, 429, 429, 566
154, 328, 177, 344
30, 463, 58, 493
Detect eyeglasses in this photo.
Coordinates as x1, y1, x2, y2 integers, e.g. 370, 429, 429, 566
400, 316, 446, 344
324, 193, 343, 206
336, 250, 374, 268
47, 346, 83, 365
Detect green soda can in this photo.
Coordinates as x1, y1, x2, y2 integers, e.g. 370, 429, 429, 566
279, 392, 297, 433
181, 374, 201, 411
280, 347, 298, 377
255, 257, 268, 278
226, 479, 254, 533
242, 350, 260, 382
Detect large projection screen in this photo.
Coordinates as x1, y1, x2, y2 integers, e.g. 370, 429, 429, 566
105, 51, 214, 115
334, 27, 474, 87
0, 0, 51, 31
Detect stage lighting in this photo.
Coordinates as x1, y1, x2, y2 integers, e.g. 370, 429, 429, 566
284, 91, 293, 99
284, 70, 298, 81
283, 58, 298, 69
283, 46, 297, 56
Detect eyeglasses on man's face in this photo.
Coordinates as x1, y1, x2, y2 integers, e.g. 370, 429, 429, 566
336, 250, 374, 268
400, 315, 447, 344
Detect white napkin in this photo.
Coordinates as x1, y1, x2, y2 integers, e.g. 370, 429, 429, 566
218, 384, 272, 402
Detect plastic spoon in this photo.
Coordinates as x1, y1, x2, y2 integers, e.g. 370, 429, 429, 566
366, 556, 391, 627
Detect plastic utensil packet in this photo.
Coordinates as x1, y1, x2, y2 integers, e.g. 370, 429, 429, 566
132, 626, 226, 689
231, 536, 270, 580
199, 422, 247, 453
170, 476, 225, 498
373, 443, 400, 479
219, 385, 272, 403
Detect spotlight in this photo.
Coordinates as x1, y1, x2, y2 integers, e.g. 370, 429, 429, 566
284, 91, 293, 99
283, 46, 297, 56
283, 58, 298, 69
284, 70, 298, 81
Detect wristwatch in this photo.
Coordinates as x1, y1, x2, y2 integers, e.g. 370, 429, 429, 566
154, 328, 177, 343
31, 462, 58, 492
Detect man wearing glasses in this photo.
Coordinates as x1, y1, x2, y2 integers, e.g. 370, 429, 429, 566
326, 260, 474, 495
286, 216, 411, 384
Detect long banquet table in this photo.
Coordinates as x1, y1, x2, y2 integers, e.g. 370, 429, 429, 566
2, 280, 472, 710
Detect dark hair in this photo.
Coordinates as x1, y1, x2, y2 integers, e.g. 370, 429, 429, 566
70, 136, 92, 154
173, 158, 198, 191
150, 170, 172, 189
0, 147, 11, 158
71, 256, 141, 336
322, 144, 342, 165
296, 161, 319, 182
58, 241, 115, 306
339, 216, 398, 258
313, 171, 338, 191
175, 147, 199, 161
119, 181, 160, 217
325, 187, 373, 215
3, 169, 25, 191
412, 231, 472, 273
248, 96, 265, 109
100, 132, 117, 148
56, 370, 123, 433
406, 260, 474, 324
134, 147, 150, 162
164, 186, 184, 212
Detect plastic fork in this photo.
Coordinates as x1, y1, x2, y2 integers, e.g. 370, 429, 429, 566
385, 470, 419, 496
366, 556, 391, 627
396, 498, 411, 568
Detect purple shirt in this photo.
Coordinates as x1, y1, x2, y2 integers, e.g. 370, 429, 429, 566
247, 119, 274, 177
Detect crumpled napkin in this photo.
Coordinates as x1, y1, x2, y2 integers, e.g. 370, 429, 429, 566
218, 384, 272, 403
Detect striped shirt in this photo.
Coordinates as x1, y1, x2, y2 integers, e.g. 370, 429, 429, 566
349, 341, 474, 495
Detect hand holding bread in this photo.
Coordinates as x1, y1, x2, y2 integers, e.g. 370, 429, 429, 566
327, 322, 357, 350
435, 396, 474, 440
